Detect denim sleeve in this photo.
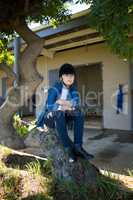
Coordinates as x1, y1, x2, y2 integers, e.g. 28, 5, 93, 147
46, 86, 59, 111
70, 90, 80, 108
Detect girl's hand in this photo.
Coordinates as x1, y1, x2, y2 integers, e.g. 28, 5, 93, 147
56, 99, 73, 111
56, 99, 72, 107
56, 99, 64, 105
61, 105, 72, 111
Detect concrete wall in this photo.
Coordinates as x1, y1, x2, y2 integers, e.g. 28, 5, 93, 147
36, 43, 131, 130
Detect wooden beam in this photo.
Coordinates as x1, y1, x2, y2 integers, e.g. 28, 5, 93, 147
45, 32, 100, 49
48, 36, 104, 52
44, 28, 97, 46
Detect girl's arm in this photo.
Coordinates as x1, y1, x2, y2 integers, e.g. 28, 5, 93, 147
70, 89, 80, 108
46, 86, 59, 111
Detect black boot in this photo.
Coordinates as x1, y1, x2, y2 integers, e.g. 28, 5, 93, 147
64, 147, 77, 163
74, 146, 94, 160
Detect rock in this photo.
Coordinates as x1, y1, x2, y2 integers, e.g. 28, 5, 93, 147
20, 147, 46, 156
24, 128, 47, 148
1, 135, 25, 149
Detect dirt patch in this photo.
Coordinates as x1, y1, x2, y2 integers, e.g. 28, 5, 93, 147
2, 154, 45, 170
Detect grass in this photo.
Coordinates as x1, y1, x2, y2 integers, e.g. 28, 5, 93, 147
25, 160, 42, 176
0, 145, 132, 200
49, 178, 92, 200
2, 174, 21, 200
127, 169, 133, 177
21, 193, 52, 200
25, 158, 52, 178
96, 175, 126, 200
48, 175, 133, 200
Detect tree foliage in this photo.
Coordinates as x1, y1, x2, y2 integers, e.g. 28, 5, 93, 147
0, 0, 71, 33
0, 39, 14, 65
0, 0, 72, 64
78, 0, 133, 59
0, 0, 133, 63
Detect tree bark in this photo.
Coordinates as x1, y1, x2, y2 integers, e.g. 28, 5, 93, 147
24, 127, 99, 185
0, 19, 44, 149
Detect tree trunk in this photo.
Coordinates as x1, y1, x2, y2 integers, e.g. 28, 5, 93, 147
0, 19, 44, 149
24, 128, 99, 185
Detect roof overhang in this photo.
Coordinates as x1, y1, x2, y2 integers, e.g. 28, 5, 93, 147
11, 9, 105, 57
38, 9, 105, 56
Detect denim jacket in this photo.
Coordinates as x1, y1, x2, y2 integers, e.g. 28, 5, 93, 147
45, 80, 80, 112
36, 80, 80, 128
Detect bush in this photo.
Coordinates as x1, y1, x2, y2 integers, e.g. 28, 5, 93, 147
13, 114, 29, 137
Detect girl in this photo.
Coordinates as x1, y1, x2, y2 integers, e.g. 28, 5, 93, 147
36, 63, 94, 162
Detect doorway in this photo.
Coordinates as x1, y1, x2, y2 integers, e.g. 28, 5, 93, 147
75, 63, 103, 129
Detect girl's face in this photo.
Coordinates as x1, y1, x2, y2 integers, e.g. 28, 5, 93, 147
60, 74, 75, 87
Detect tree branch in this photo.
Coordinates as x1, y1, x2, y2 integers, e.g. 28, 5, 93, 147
0, 63, 16, 80
11, 17, 55, 58
12, 18, 40, 44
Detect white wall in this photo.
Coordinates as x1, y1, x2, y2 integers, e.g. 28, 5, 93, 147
103, 57, 131, 130
36, 43, 131, 130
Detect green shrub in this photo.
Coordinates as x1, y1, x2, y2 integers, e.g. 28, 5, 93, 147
13, 114, 36, 137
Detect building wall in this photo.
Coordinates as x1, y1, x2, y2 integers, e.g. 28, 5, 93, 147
36, 43, 131, 130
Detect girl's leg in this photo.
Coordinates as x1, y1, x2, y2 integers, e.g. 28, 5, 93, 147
73, 109, 84, 147
72, 109, 94, 160
54, 110, 73, 148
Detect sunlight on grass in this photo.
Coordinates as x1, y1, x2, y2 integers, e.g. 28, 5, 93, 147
100, 169, 133, 192
0, 144, 12, 156
127, 169, 133, 177
25, 160, 42, 176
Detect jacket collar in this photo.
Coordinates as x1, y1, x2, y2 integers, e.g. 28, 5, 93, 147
54, 80, 76, 92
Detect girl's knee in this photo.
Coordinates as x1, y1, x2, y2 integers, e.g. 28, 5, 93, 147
54, 110, 65, 119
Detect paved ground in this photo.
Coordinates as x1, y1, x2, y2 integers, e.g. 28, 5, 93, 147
69, 128, 133, 175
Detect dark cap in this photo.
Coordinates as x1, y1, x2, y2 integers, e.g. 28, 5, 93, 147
59, 63, 76, 77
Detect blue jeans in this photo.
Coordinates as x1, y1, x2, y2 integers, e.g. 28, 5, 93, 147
54, 109, 84, 148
